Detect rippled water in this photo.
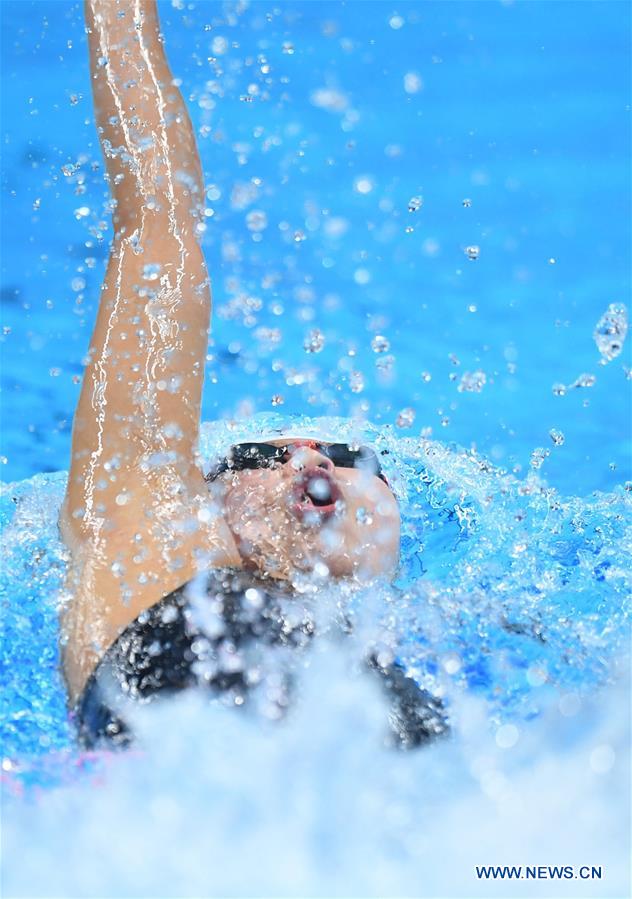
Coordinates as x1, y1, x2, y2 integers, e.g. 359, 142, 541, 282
2, 415, 630, 895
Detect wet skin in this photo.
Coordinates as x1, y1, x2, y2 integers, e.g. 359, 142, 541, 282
216, 444, 401, 580
60, 1, 401, 704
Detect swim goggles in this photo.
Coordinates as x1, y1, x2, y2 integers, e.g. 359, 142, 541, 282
205, 441, 390, 486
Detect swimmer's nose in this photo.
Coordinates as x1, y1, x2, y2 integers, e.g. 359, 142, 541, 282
287, 445, 335, 473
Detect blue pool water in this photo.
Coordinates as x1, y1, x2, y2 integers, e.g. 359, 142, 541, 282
1, 2, 630, 897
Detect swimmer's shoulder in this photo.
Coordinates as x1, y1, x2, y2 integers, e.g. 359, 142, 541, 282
59, 470, 241, 702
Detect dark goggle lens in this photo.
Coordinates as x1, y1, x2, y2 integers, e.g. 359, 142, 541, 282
207, 442, 388, 484
230, 443, 282, 468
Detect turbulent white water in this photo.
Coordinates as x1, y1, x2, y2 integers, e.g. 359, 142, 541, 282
1, 415, 630, 897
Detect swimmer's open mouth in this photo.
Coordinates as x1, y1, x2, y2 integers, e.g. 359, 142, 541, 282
291, 468, 342, 521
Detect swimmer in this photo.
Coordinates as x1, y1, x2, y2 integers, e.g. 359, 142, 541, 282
60, 0, 447, 748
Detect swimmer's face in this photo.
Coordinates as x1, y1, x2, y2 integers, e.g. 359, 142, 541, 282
213, 445, 400, 581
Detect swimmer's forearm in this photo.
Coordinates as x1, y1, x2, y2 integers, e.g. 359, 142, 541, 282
85, 0, 204, 235
65, 1, 212, 530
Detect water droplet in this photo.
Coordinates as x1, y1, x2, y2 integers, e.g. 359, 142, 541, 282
389, 14, 404, 29
462, 198, 472, 207
548, 257, 556, 265
464, 245, 480, 260
593, 302, 628, 363
211, 36, 228, 55
457, 369, 486, 393
115, 491, 129, 506
74, 206, 90, 219
293, 230, 306, 243
349, 371, 365, 393
142, 263, 162, 281
69, 93, 81, 106
49, 367, 61, 377
530, 447, 550, 469
371, 334, 390, 353
403, 72, 423, 94
62, 163, 78, 177
396, 407, 415, 428
421, 371, 432, 382
355, 507, 374, 525
303, 329, 325, 354
549, 428, 565, 446
408, 195, 423, 213
552, 382, 567, 397
246, 210, 268, 232
32, 197, 41, 211
282, 41, 294, 55
271, 394, 284, 406
376, 354, 395, 372
569, 373, 596, 389
354, 176, 374, 195
310, 87, 349, 113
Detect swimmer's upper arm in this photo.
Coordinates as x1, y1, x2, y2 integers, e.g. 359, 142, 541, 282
64, 1, 211, 537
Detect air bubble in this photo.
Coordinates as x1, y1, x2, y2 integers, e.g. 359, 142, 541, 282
549, 428, 565, 446
74, 206, 90, 219
408, 195, 423, 213
271, 394, 284, 406
462, 198, 472, 207
464, 245, 480, 260
552, 383, 566, 397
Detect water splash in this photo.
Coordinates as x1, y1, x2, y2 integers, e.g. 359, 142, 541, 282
1, 415, 630, 893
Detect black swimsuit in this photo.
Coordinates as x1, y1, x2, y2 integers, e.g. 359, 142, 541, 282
75, 568, 448, 750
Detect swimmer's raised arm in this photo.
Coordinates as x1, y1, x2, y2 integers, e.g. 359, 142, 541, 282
64, 0, 211, 540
